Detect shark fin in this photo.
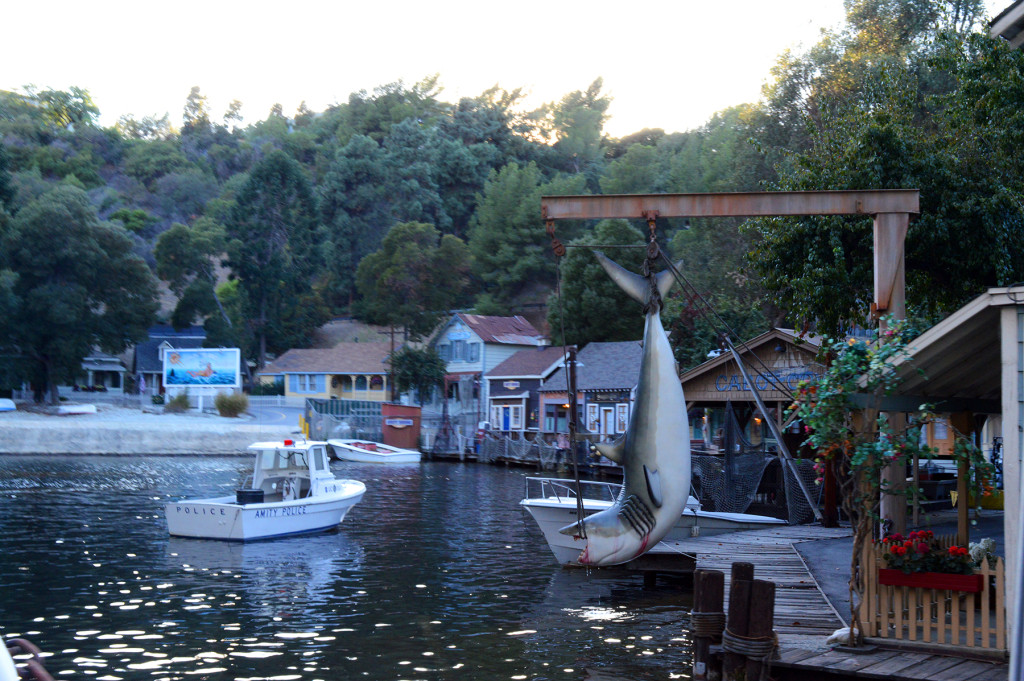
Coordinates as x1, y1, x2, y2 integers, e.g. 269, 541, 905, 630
593, 438, 625, 463
656, 259, 684, 300
593, 251, 649, 306
643, 464, 663, 508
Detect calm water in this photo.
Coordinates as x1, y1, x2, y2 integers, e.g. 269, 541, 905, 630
0, 456, 692, 680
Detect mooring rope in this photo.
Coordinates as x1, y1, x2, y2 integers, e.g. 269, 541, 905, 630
722, 628, 778, 681
689, 612, 726, 641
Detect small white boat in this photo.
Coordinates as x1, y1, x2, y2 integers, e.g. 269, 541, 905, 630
166, 439, 365, 541
520, 477, 786, 566
328, 439, 421, 464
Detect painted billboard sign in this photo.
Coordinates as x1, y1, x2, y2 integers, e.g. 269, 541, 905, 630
163, 348, 241, 388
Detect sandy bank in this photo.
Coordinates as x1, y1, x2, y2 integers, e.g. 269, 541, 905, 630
0, 405, 296, 455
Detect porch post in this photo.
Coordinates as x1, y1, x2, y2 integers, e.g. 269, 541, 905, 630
1001, 306, 1023, 676
875, 212, 909, 535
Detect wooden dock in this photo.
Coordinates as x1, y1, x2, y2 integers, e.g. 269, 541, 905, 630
646, 525, 1008, 680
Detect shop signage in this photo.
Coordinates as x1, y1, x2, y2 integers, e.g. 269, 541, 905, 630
590, 391, 629, 402
714, 369, 818, 392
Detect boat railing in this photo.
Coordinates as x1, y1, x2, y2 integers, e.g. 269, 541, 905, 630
524, 476, 621, 504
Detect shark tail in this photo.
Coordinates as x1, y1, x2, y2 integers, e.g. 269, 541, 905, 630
593, 251, 681, 308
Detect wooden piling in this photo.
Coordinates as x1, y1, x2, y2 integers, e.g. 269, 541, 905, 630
692, 569, 725, 681
723, 577, 752, 681
745, 579, 776, 681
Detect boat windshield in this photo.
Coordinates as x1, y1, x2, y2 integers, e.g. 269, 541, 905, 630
256, 448, 310, 473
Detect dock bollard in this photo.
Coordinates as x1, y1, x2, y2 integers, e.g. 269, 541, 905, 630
722, 563, 777, 681
691, 569, 725, 681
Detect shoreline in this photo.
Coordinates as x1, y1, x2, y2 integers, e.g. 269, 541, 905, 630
0, 404, 296, 455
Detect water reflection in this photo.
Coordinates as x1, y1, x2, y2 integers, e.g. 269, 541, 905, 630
0, 456, 691, 680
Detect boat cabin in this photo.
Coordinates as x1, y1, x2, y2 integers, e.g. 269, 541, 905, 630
247, 439, 333, 502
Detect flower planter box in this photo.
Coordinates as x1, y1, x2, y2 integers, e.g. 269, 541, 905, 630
878, 568, 984, 593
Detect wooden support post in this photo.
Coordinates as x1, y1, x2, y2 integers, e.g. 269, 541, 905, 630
692, 569, 725, 681
745, 579, 777, 681
723, 578, 752, 681
731, 562, 754, 585
950, 412, 974, 546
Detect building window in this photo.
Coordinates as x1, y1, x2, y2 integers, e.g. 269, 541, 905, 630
355, 376, 368, 391
369, 375, 383, 390
468, 343, 480, 362
511, 406, 523, 430
452, 340, 466, 361
341, 376, 353, 391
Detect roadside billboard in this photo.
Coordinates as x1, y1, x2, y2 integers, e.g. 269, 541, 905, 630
163, 348, 241, 388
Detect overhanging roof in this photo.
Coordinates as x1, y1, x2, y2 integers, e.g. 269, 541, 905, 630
991, 0, 1024, 48
886, 286, 1024, 413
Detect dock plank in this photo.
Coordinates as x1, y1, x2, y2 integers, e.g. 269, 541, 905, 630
669, 524, 1007, 681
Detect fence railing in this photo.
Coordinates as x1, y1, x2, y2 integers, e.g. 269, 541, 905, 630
859, 536, 1006, 655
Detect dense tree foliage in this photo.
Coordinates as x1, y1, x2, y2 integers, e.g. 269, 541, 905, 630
0, 185, 157, 402
746, 0, 1022, 335
354, 221, 472, 340
546, 220, 649, 346
389, 346, 448, 406
225, 151, 327, 369
1, 2, 1019, 381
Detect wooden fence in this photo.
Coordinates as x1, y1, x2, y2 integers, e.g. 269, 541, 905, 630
859, 536, 1006, 656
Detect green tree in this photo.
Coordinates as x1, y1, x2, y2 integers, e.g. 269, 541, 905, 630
548, 78, 611, 188
24, 86, 99, 130
354, 221, 471, 340
109, 208, 157, 234
224, 150, 326, 370
122, 139, 191, 188
153, 217, 240, 341
389, 346, 447, 405
746, 1, 1004, 335
468, 162, 586, 309
116, 113, 173, 140
0, 186, 157, 403
545, 220, 649, 346
183, 86, 211, 132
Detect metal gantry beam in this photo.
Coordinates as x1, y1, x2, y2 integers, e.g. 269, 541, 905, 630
540, 190, 919, 221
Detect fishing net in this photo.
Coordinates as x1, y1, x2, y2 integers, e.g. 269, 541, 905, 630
690, 401, 818, 524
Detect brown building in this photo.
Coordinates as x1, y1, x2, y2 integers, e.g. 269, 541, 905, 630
679, 329, 824, 449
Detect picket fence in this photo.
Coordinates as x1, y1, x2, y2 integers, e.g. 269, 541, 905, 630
859, 534, 1006, 656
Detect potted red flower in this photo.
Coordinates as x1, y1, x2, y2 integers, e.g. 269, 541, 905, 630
878, 530, 983, 592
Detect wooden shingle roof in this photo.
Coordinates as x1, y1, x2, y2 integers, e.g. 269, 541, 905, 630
540, 341, 643, 392
487, 346, 567, 379
259, 342, 391, 375
456, 313, 543, 345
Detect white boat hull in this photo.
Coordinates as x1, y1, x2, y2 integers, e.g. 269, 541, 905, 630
166, 482, 365, 541
328, 439, 421, 464
521, 497, 785, 566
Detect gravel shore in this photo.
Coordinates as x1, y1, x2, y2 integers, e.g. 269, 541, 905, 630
0, 404, 295, 455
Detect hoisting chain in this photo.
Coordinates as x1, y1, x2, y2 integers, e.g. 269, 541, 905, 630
547, 220, 565, 258
642, 213, 662, 314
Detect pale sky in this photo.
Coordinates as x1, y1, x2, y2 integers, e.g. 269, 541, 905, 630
2, 1, 1010, 138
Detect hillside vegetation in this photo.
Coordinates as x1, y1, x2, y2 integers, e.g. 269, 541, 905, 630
3, 1, 1024, 401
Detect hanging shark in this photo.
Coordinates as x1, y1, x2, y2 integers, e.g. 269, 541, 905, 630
559, 251, 691, 566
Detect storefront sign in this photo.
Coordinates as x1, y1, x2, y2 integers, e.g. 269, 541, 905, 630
714, 369, 818, 392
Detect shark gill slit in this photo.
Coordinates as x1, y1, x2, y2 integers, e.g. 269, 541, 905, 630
619, 495, 655, 536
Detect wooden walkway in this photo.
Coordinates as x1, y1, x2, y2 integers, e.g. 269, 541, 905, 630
648, 525, 1009, 680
